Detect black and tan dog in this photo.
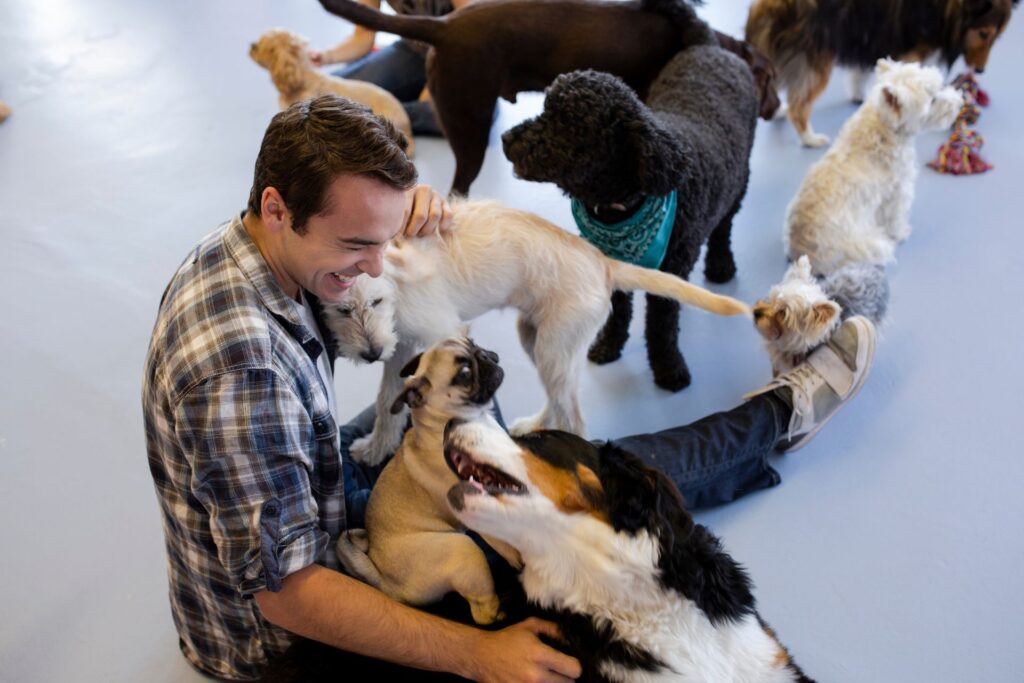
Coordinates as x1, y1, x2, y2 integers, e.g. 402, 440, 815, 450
317, 0, 778, 195
335, 337, 516, 626
444, 416, 816, 682
746, 0, 1019, 146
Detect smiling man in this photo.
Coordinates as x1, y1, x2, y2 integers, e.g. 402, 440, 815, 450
143, 95, 579, 682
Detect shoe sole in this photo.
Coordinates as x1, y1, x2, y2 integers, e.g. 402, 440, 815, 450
779, 317, 877, 453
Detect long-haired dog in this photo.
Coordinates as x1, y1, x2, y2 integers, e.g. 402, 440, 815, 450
753, 256, 888, 375
335, 337, 512, 625
502, 42, 758, 392
322, 200, 750, 466
249, 28, 414, 156
746, 0, 1017, 146
317, 0, 774, 195
785, 59, 962, 274
444, 415, 816, 682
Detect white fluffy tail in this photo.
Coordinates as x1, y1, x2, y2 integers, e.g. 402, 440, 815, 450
335, 529, 384, 589
608, 261, 750, 316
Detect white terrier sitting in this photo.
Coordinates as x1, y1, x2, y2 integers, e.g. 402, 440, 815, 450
323, 200, 750, 465
753, 255, 888, 375
785, 59, 962, 273
249, 28, 414, 156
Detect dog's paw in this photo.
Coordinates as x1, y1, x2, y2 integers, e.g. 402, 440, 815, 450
350, 433, 395, 467
800, 130, 830, 148
508, 415, 544, 436
588, 340, 623, 365
468, 594, 504, 625
653, 365, 692, 392
704, 258, 737, 284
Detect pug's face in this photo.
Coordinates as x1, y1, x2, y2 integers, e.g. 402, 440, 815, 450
390, 337, 504, 419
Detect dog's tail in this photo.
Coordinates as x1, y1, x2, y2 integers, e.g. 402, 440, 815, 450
319, 0, 445, 45
641, 0, 716, 47
335, 529, 385, 590
608, 261, 751, 317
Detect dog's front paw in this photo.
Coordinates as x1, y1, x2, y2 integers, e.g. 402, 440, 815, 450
800, 130, 830, 148
653, 364, 692, 392
508, 414, 545, 436
588, 339, 623, 365
350, 433, 395, 467
704, 257, 737, 284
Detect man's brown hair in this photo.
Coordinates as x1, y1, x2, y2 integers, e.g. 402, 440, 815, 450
247, 95, 417, 233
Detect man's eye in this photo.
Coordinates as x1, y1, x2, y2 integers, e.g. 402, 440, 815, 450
371, 298, 384, 307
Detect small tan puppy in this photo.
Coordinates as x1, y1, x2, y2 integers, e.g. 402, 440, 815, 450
249, 28, 414, 156
0, 101, 11, 123
336, 337, 513, 624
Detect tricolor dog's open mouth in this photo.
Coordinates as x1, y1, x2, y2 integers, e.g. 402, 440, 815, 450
444, 442, 526, 497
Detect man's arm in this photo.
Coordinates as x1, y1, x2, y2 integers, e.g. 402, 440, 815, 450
255, 563, 581, 683
310, 0, 381, 66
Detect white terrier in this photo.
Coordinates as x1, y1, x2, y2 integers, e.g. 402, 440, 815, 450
323, 200, 750, 465
785, 59, 962, 273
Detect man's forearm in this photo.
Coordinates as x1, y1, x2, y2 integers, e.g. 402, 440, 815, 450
255, 564, 479, 677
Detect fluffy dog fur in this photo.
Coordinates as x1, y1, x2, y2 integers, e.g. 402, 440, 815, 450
318, 0, 774, 195
785, 59, 963, 274
335, 337, 511, 624
321, 200, 750, 466
746, 0, 1017, 146
753, 256, 888, 375
444, 416, 815, 682
0, 101, 10, 123
502, 44, 758, 392
249, 28, 414, 156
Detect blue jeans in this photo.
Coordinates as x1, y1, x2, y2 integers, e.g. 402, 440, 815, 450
334, 40, 444, 137
341, 394, 787, 527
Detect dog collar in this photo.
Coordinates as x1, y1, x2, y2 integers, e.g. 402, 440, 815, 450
570, 191, 677, 269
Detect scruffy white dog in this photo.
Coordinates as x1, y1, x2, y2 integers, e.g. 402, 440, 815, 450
785, 59, 962, 273
249, 28, 414, 156
753, 255, 888, 375
323, 200, 750, 465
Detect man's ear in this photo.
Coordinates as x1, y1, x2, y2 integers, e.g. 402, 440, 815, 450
390, 377, 430, 414
399, 353, 424, 378
261, 187, 290, 233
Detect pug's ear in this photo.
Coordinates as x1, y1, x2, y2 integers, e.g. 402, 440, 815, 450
399, 353, 424, 378
390, 377, 430, 414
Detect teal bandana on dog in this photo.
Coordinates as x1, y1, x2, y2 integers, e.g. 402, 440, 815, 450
570, 191, 677, 269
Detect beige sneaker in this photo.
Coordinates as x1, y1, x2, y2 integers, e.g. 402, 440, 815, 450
746, 315, 876, 453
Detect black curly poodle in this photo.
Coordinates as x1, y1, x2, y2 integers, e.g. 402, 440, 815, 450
502, 42, 758, 392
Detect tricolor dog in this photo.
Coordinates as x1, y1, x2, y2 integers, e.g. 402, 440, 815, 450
444, 415, 815, 682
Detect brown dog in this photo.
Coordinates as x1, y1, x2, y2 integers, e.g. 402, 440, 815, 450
746, 0, 1017, 147
318, 0, 778, 195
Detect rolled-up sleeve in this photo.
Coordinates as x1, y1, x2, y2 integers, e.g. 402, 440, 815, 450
174, 368, 328, 596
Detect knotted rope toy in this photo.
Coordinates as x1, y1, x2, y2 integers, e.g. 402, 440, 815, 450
928, 72, 993, 175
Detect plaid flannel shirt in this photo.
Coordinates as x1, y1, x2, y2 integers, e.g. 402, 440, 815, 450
143, 214, 345, 680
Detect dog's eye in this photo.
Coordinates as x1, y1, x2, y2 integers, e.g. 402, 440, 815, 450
336, 307, 353, 317
979, 30, 991, 40
458, 365, 471, 377
371, 298, 384, 307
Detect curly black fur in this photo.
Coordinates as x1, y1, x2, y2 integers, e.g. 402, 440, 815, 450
502, 44, 758, 391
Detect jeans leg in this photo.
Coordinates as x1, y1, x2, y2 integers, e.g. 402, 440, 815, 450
340, 405, 389, 528
333, 40, 428, 102
609, 394, 790, 510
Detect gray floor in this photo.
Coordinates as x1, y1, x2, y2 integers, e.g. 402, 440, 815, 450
1, 1, 1022, 681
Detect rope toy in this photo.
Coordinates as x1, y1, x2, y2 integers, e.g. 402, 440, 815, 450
928, 72, 993, 175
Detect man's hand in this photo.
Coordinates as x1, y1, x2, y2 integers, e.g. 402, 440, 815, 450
402, 185, 453, 238
466, 618, 581, 683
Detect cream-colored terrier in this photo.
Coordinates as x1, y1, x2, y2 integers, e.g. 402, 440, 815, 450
335, 337, 513, 624
785, 59, 962, 273
249, 28, 414, 156
323, 200, 751, 465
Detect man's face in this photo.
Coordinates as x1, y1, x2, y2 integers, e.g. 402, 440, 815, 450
279, 174, 407, 304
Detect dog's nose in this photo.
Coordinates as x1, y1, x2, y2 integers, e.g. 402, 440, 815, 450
361, 348, 381, 362
753, 309, 765, 320
975, 67, 985, 74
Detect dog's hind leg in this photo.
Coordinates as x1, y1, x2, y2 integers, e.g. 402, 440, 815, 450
429, 58, 499, 196
645, 294, 689, 391
517, 317, 538, 363
704, 194, 745, 283
510, 323, 589, 436
787, 54, 834, 147
587, 291, 633, 365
